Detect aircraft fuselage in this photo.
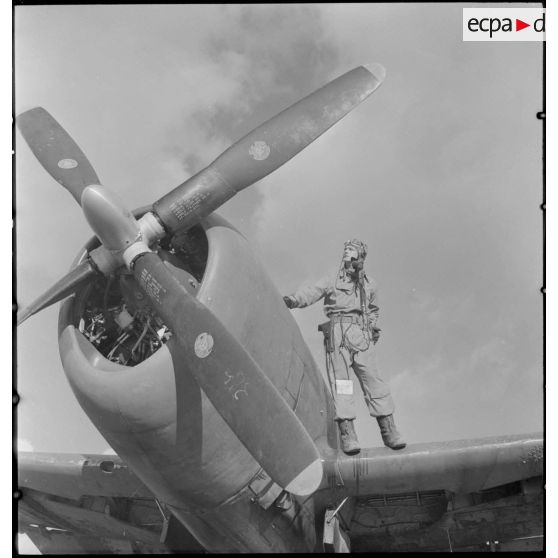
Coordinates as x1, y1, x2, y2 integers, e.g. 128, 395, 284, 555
58, 212, 337, 551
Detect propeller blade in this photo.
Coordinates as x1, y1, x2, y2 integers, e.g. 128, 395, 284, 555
82, 186, 323, 496
133, 253, 323, 496
17, 260, 97, 326
81, 186, 141, 252
17, 107, 100, 205
16, 65, 385, 292
153, 64, 386, 233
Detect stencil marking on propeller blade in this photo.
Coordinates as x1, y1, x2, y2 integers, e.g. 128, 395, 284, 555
224, 370, 249, 400
58, 158, 78, 169
139, 269, 167, 304
194, 333, 214, 358
248, 141, 271, 161
170, 191, 211, 222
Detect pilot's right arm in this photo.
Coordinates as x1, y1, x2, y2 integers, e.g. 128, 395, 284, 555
284, 276, 332, 309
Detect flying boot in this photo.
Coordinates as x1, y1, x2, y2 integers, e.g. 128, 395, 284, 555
376, 414, 406, 450
337, 419, 360, 455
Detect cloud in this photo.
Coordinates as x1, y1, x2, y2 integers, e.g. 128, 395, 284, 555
161, 5, 343, 235
15, 5, 541, 453
390, 302, 543, 443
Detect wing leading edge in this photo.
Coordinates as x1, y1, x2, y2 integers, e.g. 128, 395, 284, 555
17, 452, 204, 554
322, 432, 543, 495
320, 433, 543, 552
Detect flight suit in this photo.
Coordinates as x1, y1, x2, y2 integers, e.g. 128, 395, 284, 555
290, 271, 395, 421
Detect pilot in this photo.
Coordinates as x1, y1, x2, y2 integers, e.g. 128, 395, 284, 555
283, 239, 406, 454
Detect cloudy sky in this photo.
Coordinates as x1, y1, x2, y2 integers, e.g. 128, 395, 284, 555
15, 4, 542, 464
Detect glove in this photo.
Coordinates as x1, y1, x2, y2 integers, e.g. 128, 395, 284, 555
283, 295, 298, 309
371, 326, 381, 345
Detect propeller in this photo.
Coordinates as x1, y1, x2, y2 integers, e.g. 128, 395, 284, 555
17, 64, 386, 323
17, 107, 100, 205
81, 185, 323, 496
17, 64, 388, 495
152, 64, 386, 233
16, 260, 96, 325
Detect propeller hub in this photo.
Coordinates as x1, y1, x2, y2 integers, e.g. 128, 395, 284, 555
81, 185, 142, 253
16, 64, 385, 323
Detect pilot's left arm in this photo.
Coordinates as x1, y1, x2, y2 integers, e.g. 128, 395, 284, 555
367, 280, 381, 343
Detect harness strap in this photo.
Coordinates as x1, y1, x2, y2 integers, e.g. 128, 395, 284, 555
329, 313, 362, 324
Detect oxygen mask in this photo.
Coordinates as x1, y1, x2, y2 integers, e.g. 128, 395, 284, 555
342, 239, 367, 277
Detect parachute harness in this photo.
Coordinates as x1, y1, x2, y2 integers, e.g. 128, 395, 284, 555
333, 239, 373, 353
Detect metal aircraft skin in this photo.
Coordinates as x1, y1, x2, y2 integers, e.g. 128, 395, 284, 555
16, 65, 543, 553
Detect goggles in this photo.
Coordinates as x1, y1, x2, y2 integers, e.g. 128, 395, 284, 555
344, 239, 368, 260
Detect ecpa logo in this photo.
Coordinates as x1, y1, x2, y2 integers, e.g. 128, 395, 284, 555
463, 8, 545, 41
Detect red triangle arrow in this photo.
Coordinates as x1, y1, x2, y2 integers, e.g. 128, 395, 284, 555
516, 19, 530, 31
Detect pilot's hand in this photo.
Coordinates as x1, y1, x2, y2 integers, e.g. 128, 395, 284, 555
283, 295, 298, 309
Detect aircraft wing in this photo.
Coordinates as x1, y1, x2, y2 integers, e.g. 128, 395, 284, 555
320, 433, 544, 552
17, 433, 544, 553
17, 452, 204, 554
